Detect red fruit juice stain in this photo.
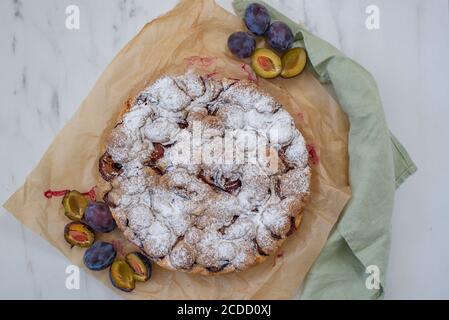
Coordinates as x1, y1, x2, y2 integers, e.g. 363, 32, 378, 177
111, 239, 127, 257
241, 64, 258, 84
205, 71, 220, 79
306, 143, 320, 166
44, 189, 69, 198
184, 56, 217, 68
272, 250, 284, 267
44, 186, 97, 201
296, 112, 304, 122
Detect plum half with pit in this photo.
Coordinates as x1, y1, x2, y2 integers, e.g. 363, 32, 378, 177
110, 260, 136, 292
64, 222, 95, 247
84, 201, 116, 233
126, 252, 152, 282
84, 241, 116, 271
227, 32, 256, 59
244, 3, 271, 36
251, 48, 282, 78
266, 21, 294, 52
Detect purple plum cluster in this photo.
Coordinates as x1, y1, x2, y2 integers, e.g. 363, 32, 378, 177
227, 3, 294, 59
60, 190, 152, 292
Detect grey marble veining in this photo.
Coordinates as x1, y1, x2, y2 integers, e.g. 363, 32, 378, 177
1, 0, 448, 299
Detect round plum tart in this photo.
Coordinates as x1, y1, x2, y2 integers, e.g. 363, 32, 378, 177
97, 71, 311, 275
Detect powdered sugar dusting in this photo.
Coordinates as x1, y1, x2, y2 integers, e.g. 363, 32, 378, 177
101, 70, 311, 274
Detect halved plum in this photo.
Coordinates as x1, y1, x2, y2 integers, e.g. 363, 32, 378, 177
125, 252, 152, 282
62, 190, 89, 221
251, 48, 282, 79
64, 222, 95, 247
110, 260, 136, 292
281, 47, 307, 78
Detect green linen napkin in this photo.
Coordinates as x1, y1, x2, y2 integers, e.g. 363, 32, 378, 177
233, 0, 417, 299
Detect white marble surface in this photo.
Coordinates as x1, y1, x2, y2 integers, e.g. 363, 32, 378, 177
1, 0, 448, 299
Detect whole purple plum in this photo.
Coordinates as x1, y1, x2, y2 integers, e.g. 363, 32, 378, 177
84, 201, 116, 233
227, 32, 256, 59
244, 3, 271, 36
84, 241, 116, 271
266, 21, 294, 52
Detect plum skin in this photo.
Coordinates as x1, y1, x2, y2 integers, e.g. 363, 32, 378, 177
244, 3, 271, 36
227, 32, 256, 59
266, 21, 294, 52
83, 241, 117, 271
84, 201, 116, 233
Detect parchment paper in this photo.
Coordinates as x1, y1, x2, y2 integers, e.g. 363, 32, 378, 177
3, 0, 351, 300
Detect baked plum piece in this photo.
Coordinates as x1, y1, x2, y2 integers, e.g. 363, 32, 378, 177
99, 152, 123, 181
